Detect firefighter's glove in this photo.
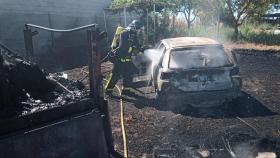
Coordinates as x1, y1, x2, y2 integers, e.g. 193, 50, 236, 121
138, 48, 145, 55
139, 46, 147, 53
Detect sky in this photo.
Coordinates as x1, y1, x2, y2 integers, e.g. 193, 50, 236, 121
267, 4, 280, 14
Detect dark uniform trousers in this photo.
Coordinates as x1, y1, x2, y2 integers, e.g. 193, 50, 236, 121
105, 58, 135, 92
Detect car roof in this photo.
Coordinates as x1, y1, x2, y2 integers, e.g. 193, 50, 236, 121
161, 37, 221, 49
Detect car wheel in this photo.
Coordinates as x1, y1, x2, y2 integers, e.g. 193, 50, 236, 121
147, 75, 153, 86
147, 80, 153, 86
153, 78, 159, 92
155, 89, 160, 100
155, 89, 166, 108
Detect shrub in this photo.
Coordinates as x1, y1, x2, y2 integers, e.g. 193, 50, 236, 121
240, 23, 280, 45
170, 22, 279, 45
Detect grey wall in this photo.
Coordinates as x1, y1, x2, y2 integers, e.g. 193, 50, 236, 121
0, 0, 111, 55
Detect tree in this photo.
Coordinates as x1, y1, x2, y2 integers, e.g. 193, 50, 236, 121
198, 0, 225, 28
110, 0, 174, 43
226, 0, 272, 40
174, 0, 200, 29
110, 0, 171, 27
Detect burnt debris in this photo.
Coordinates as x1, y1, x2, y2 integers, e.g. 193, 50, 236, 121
0, 50, 87, 118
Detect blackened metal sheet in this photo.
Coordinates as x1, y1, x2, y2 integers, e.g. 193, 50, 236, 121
0, 98, 95, 136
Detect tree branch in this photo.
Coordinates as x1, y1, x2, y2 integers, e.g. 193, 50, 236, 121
181, 10, 189, 21
237, 1, 252, 21
190, 10, 198, 23
226, 0, 236, 21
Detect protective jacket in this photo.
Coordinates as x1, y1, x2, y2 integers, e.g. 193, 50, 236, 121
105, 27, 142, 92
115, 28, 141, 62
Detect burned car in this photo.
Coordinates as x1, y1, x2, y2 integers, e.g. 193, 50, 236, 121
145, 37, 242, 107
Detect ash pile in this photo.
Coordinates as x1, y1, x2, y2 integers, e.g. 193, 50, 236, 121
0, 51, 87, 118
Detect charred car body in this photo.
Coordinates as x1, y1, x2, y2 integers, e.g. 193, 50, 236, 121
145, 37, 242, 107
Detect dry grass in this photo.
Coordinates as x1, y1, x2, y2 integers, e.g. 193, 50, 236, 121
224, 42, 280, 51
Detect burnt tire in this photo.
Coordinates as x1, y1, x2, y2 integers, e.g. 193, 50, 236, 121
155, 90, 162, 104
155, 89, 168, 109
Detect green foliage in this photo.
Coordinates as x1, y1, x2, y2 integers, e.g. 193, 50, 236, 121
173, 25, 235, 42
111, 0, 135, 8
171, 0, 201, 28
145, 13, 171, 44
241, 31, 280, 45
171, 22, 280, 45
109, 0, 279, 45
257, 23, 276, 30
240, 23, 280, 45
110, 0, 170, 11
225, 0, 273, 40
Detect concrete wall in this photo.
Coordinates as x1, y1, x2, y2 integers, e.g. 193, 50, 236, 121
0, 0, 111, 55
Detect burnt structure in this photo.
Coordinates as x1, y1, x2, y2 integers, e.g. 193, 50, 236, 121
0, 24, 120, 158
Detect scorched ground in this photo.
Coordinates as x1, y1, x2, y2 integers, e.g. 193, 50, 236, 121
67, 49, 280, 158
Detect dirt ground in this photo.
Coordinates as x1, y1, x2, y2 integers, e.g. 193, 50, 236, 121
105, 50, 280, 158
65, 48, 280, 158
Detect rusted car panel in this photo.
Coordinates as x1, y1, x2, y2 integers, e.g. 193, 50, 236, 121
159, 87, 240, 107
162, 37, 220, 49
167, 69, 232, 92
146, 37, 242, 107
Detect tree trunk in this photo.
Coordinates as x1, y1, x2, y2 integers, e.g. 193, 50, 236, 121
233, 22, 239, 41
187, 11, 191, 29
187, 20, 191, 29
172, 14, 175, 30
217, 9, 221, 39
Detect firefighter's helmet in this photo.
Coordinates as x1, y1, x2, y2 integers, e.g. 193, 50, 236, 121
128, 20, 143, 30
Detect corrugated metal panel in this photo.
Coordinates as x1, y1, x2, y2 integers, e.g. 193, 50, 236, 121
0, 0, 111, 54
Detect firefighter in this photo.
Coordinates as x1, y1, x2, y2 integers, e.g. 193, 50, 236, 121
105, 20, 144, 95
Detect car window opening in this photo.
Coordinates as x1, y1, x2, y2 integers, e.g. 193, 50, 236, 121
169, 46, 232, 69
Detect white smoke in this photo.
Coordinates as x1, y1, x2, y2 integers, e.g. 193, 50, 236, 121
144, 48, 163, 64
144, 48, 163, 77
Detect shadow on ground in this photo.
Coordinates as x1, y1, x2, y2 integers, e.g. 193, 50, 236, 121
110, 91, 154, 110
113, 90, 277, 119
157, 91, 277, 118
132, 80, 151, 89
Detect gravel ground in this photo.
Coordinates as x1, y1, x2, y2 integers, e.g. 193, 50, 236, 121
106, 50, 280, 158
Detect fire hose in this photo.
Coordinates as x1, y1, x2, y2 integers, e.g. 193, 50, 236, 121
78, 51, 116, 82
113, 84, 128, 158
79, 47, 130, 157
80, 70, 129, 158
101, 79, 128, 158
